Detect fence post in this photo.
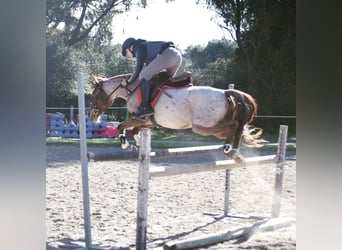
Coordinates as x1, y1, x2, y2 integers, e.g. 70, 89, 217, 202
70, 105, 74, 122
136, 128, 151, 250
272, 125, 288, 217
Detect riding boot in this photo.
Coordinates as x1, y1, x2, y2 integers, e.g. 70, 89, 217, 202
135, 78, 154, 119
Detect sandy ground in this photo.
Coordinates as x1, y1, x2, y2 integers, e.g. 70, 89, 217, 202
46, 143, 296, 250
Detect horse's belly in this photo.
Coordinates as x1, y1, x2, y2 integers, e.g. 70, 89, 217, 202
153, 90, 192, 129
189, 87, 228, 127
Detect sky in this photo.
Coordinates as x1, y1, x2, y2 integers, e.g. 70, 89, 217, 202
111, 0, 230, 51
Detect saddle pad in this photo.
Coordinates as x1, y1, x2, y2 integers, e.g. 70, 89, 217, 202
137, 83, 193, 108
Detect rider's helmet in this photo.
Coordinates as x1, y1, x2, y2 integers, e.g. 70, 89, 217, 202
122, 37, 137, 56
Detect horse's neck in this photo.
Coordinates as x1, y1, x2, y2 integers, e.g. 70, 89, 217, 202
104, 77, 140, 112
103, 77, 136, 100
125, 79, 140, 112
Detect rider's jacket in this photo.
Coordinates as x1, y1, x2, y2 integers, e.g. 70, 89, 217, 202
127, 41, 175, 84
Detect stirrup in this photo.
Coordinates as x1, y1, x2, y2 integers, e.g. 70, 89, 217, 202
135, 106, 154, 118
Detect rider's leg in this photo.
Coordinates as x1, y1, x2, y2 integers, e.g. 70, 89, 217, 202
135, 78, 154, 119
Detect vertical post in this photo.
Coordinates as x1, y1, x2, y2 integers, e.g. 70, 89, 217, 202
77, 73, 92, 249
136, 128, 151, 250
224, 83, 234, 216
70, 105, 74, 123
272, 125, 288, 217
223, 170, 231, 216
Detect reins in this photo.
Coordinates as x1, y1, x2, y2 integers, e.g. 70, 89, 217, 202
97, 77, 140, 105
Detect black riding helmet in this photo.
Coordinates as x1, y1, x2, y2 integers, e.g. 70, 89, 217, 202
121, 37, 136, 56
121, 37, 147, 56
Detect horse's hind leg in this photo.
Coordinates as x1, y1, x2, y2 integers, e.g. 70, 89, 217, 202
225, 123, 246, 164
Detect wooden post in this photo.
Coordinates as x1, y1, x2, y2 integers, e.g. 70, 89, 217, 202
272, 125, 288, 217
136, 128, 151, 250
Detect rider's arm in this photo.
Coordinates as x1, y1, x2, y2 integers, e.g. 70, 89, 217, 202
127, 45, 146, 84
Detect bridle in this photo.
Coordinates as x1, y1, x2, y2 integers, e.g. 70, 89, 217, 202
90, 76, 140, 114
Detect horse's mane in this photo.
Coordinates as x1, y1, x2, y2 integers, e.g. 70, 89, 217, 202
93, 74, 131, 84
93, 75, 107, 84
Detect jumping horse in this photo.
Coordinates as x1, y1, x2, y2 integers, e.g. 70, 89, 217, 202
88, 71, 264, 163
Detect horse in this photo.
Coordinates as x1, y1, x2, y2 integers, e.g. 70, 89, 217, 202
88, 71, 264, 163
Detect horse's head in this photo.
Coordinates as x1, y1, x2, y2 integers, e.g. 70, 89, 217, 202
88, 74, 132, 122
88, 76, 113, 122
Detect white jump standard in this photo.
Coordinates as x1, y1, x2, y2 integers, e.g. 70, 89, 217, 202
134, 125, 289, 250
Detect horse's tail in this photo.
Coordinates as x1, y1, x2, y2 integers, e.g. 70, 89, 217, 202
225, 89, 267, 147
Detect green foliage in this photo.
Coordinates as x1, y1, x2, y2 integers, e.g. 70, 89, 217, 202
201, 0, 295, 132
45, 0, 147, 106
184, 39, 236, 69
46, 0, 147, 47
183, 39, 237, 87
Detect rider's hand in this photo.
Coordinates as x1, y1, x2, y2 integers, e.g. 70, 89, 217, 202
121, 78, 127, 86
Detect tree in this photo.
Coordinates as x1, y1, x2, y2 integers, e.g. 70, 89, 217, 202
46, 0, 147, 108
46, 0, 147, 47
203, 0, 295, 115
184, 39, 237, 87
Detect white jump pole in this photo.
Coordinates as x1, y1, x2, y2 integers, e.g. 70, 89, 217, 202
149, 155, 276, 177
223, 83, 235, 216
164, 217, 295, 250
77, 73, 92, 249
272, 125, 288, 217
136, 128, 151, 250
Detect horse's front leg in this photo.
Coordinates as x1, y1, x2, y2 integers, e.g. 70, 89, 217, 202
117, 118, 150, 150
132, 127, 141, 147
117, 116, 154, 150
117, 123, 131, 150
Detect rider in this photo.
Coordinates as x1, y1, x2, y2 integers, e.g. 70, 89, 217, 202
121, 37, 182, 119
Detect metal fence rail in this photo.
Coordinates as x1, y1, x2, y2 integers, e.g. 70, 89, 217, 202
46, 106, 296, 119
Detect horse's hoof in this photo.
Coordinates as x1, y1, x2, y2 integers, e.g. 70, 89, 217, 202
133, 134, 141, 146
119, 135, 130, 150
121, 142, 130, 150
119, 134, 126, 143
130, 144, 139, 151
225, 149, 246, 165
234, 156, 246, 165
223, 144, 232, 154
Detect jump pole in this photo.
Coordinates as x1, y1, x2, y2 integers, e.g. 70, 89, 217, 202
223, 83, 235, 216
149, 155, 276, 177
77, 73, 103, 250
88, 144, 225, 162
272, 125, 288, 217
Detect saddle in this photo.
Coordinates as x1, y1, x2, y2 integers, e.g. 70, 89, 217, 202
137, 71, 193, 108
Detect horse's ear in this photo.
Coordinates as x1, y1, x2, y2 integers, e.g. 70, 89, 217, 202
93, 76, 100, 86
